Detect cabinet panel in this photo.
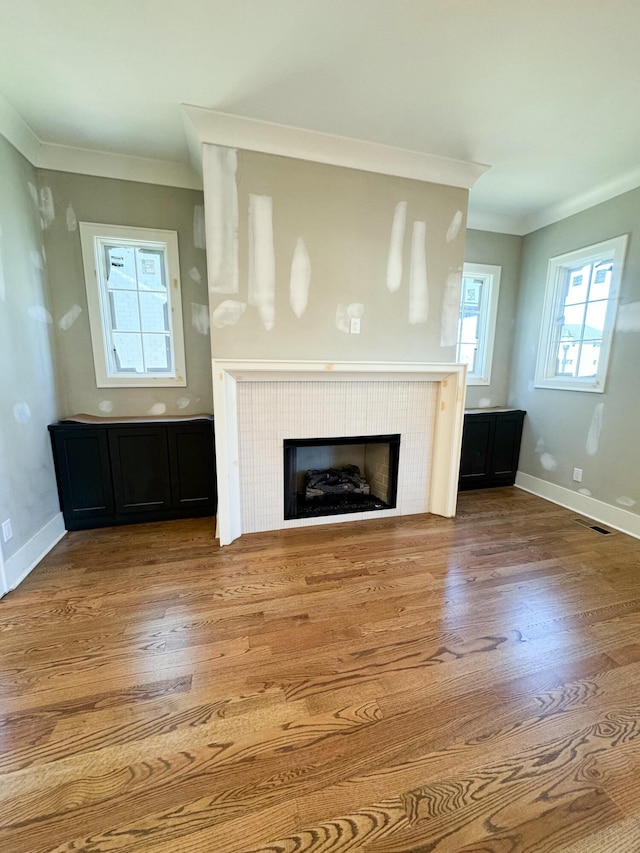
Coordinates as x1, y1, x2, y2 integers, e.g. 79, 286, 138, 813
459, 416, 494, 487
458, 410, 525, 490
108, 428, 172, 514
51, 428, 114, 523
167, 424, 216, 508
492, 414, 525, 481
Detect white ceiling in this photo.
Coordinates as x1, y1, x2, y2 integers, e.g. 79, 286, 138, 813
1, 0, 640, 234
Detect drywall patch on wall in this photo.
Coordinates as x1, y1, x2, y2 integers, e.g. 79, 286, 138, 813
386, 201, 407, 293
540, 452, 558, 471
58, 304, 82, 330
212, 300, 247, 328
30, 249, 43, 270
408, 221, 428, 324
28, 181, 39, 207
289, 237, 311, 318
148, 403, 167, 416
446, 210, 463, 243
578, 487, 592, 497
204, 145, 239, 294
478, 397, 492, 408
13, 402, 31, 424
440, 269, 462, 347
39, 186, 55, 230
189, 267, 202, 284
176, 396, 190, 409
191, 303, 210, 335
535, 438, 546, 453
28, 305, 52, 324
586, 402, 604, 456
616, 496, 637, 507
98, 400, 113, 413
66, 204, 77, 232
335, 303, 365, 334
193, 205, 206, 250
248, 194, 276, 331
616, 301, 640, 333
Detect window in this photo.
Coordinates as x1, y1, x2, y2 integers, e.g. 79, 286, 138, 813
79, 223, 186, 387
456, 263, 501, 385
534, 235, 627, 392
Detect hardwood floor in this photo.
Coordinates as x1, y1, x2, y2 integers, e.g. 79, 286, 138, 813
2, 488, 640, 852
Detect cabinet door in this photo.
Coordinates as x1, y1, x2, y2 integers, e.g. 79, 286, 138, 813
167, 422, 216, 511
458, 415, 495, 489
50, 427, 114, 527
491, 412, 525, 485
108, 427, 172, 514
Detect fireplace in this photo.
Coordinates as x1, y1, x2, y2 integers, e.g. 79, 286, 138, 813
284, 434, 401, 520
211, 360, 467, 546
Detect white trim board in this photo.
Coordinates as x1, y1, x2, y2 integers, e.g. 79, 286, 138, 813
515, 472, 640, 540
3, 513, 66, 595
185, 106, 489, 190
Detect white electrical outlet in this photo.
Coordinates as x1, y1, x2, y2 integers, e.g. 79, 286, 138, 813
349, 317, 361, 334
572, 468, 583, 483
2, 518, 12, 542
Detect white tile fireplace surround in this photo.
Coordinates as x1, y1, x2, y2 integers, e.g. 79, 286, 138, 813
212, 360, 467, 546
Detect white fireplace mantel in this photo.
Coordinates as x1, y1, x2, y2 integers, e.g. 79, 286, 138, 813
212, 359, 467, 546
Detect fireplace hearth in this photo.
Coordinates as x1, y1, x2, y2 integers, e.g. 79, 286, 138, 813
284, 434, 400, 520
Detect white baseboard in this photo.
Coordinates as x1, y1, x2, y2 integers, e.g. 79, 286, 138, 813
515, 472, 640, 540
3, 513, 66, 593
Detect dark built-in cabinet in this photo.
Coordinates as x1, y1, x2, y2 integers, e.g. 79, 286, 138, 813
49, 418, 216, 530
458, 408, 525, 490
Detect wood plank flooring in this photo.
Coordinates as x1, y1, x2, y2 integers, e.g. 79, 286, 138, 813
1, 488, 640, 852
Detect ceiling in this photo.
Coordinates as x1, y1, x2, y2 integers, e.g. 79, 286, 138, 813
1, 0, 639, 234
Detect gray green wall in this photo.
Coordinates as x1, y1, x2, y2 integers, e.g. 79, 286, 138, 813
38, 170, 211, 417
508, 187, 640, 517
464, 229, 523, 408
206, 148, 469, 362
0, 136, 60, 566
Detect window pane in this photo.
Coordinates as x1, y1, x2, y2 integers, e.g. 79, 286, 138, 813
589, 262, 613, 301
460, 313, 479, 345
112, 332, 144, 372
578, 342, 601, 377
458, 343, 477, 372
564, 264, 590, 305
105, 245, 137, 289
555, 342, 577, 377
560, 303, 586, 338
136, 248, 166, 292
584, 301, 607, 339
143, 334, 171, 371
462, 277, 483, 306
139, 291, 169, 333
109, 291, 140, 331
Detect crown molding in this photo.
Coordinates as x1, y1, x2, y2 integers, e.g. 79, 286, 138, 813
0, 94, 201, 190
522, 165, 640, 234
466, 207, 527, 236
0, 92, 42, 164
182, 104, 489, 190
37, 142, 202, 190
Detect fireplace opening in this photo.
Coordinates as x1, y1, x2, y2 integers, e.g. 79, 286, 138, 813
284, 434, 400, 520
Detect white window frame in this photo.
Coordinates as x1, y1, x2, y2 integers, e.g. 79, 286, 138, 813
457, 262, 501, 386
534, 235, 627, 393
79, 222, 187, 388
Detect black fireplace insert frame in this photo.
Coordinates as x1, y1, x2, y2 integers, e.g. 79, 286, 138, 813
283, 433, 401, 521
